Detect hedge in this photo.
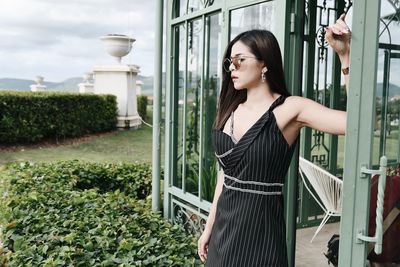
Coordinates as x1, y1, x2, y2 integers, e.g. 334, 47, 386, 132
0, 91, 118, 144
137, 95, 148, 121
0, 161, 200, 266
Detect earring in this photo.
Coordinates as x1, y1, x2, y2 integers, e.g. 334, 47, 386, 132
261, 69, 267, 82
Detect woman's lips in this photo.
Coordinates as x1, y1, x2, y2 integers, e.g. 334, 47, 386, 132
231, 75, 238, 81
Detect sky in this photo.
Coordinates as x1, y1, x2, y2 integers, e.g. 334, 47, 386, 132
0, 0, 399, 85
0, 0, 157, 82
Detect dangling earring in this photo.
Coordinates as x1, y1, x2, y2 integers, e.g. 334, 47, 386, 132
261, 69, 267, 82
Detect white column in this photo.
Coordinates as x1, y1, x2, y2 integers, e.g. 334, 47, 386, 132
93, 64, 141, 128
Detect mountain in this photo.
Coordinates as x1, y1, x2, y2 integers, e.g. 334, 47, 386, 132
0, 78, 81, 92
376, 82, 400, 98
0, 74, 160, 95
2, 76, 399, 98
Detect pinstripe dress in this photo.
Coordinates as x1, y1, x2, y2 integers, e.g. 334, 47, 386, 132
206, 95, 297, 267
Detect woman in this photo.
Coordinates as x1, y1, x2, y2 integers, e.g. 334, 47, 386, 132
198, 14, 351, 266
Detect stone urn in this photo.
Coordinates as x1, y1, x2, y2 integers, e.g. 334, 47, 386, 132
100, 34, 135, 63
83, 72, 94, 84
36, 75, 44, 85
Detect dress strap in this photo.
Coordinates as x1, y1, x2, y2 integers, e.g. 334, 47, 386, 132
268, 95, 286, 113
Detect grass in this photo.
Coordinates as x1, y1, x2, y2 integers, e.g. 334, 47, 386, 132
0, 106, 163, 167
310, 130, 399, 171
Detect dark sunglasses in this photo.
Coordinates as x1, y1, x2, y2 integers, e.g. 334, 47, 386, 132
223, 56, 258, 72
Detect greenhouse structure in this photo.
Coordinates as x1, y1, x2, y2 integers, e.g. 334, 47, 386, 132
151, 0, 400, 266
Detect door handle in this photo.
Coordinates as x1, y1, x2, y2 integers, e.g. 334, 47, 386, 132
357, 156, 387, 255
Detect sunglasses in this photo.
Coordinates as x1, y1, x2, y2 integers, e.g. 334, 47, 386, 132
223, 56, 258, 72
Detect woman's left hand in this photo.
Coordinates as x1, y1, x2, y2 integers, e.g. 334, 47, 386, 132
326, 13, 351, 58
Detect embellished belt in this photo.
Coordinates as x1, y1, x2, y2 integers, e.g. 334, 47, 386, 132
215, 149, 233, 168
223, 174, 283, 196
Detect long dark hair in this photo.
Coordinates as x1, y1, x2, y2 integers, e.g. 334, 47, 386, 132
214, 29, 290, 130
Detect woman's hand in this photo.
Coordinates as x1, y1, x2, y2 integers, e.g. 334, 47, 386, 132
326, 13, 351, 60
198, 228, 211, 263
326, 13, 351, 92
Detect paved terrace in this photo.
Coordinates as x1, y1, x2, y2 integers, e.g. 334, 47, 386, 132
296, 222, 340, 266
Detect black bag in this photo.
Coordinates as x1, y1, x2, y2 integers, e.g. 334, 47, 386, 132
324, 234, 340, 266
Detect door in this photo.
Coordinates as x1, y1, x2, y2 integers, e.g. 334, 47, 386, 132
337, 0, 400, 266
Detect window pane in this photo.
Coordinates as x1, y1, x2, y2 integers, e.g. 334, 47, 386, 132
174, 0, 221, 18
173, 24, 186, 188
230, 1, 276, 40
201, 13, 222, 201
185, 18, 203, 195
372, 0, 400, 166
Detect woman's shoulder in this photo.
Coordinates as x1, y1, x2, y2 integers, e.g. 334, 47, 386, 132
285, 95, 306, 103
277, 96, 315, 118
282, 95, 311, 109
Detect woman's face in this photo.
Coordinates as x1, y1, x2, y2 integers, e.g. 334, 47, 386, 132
228, 41, 265, 90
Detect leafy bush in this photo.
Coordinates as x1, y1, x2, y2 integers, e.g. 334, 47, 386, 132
0, 161, 200, 266
137, 95, 148, 121
0, 91, 118, 144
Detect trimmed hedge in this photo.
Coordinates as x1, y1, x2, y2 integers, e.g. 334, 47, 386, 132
0, 161, 200, 266
137, 95, 148, 121
0, 91, 118, 144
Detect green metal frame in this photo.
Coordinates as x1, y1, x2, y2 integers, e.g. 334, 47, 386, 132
164, 1, 224, 226
152, 0, 164, 212
159, 0, 398, 266
284, 1, 303, 265
164, 0, 297, 260
338, 0, 382, 266
297, 0, 348, 229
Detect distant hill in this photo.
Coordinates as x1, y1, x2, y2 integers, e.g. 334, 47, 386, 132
0, 78, 81, 92
0, 74, 160, 95
376, 82, 400, 98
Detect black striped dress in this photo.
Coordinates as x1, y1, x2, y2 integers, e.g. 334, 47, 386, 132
206, 95, 298, 267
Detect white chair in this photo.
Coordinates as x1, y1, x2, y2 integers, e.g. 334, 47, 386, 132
298, 157, 343, 242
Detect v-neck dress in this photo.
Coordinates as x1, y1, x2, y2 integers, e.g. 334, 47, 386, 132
205, 95, 298, 267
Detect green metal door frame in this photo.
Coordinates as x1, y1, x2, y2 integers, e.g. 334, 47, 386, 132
164, 0, 223, 223
338, 0, 382, 266
297, 0, 350, 229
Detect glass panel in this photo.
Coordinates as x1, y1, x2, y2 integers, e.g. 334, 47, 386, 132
310, 0, 341, 169
173, 24, 187, 188
385, 56, 400, 163
174, 0, 187, 18
185, 18, 203, 195
173, 0, 221, 18
372, 0, 400, 167
187, 0, 202, 13
230, 1, 276, 40
201, 13, 222, 202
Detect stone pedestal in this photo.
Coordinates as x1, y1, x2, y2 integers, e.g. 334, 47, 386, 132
30, 84, 46, 92
30, 76, 46, 92
93, 64, 141, 128
78, 83, 94, 93
136, 80, 143, 95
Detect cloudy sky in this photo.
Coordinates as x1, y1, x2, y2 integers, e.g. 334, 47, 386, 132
0, 0, 157, 82
1, 0, 399, 86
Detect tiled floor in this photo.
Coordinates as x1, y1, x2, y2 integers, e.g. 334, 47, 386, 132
296, 222, 340, 267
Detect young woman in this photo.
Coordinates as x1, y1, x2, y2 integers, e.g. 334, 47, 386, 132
198, 14, 351, 266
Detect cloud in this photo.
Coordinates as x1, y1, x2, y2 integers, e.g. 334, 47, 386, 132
0, 0, 156, 81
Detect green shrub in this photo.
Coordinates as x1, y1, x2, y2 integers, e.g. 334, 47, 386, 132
137, 95, 148, 121
0, 161, 200, 266
0, 91, 118, 144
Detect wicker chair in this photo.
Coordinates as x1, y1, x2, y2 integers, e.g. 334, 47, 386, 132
298, 157, 343, 242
